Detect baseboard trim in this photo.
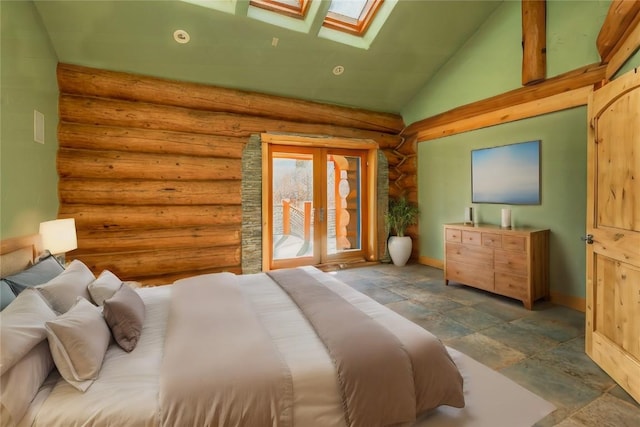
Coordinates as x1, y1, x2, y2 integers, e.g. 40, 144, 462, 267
550, 291, 586, 312
418, 256, 444, 269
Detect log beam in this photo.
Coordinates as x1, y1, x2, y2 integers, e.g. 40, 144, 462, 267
383, 150, 405, 168
59, 94, 403, 149
59, 205, 242, 229
57, 148, 241, 180
403, 63, 606, 141
72, 245, 240, 280
398, 156, 417, 175
57, 63, 404, 134
412, 86, 592, 142
395, 134, 418, 156
387, 168, 401, 182
597, 0, 640, 63
522, 0, 547, 85
75, 226, 241, 253
605, 12, 640, 80
59, 178, 241, 206
58, 123, 245, 158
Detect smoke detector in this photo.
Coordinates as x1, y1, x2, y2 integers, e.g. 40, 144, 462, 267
173, 30, 190, 44
332, 65, 345, 76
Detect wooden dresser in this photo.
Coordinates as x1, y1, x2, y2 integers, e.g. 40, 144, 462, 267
443, 223, 550, 309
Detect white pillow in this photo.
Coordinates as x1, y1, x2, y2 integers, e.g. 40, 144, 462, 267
0, 288, 57, 376
88, 270, 123, 306
37, 260, 95, 313
45, 297, 111, 392
0, 340, 53, 427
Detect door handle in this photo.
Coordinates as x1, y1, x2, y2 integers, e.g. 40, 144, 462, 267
318, 207, 325, 222
581, 234, 594, 244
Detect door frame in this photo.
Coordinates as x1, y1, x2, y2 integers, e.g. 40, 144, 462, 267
261, 133, 379, 271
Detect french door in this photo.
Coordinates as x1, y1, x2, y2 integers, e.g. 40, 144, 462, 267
265, 143, 370, 270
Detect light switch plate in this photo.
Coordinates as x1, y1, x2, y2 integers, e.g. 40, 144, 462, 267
34, 110, 45, 144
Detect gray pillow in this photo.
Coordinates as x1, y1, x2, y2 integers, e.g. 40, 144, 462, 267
103, 285, 145, 352
0, 280, 16, 310
3, 254, 64, 296
36, 260, 95, 314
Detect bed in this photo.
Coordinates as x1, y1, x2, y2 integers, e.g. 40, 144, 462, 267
1, 234, 467, 427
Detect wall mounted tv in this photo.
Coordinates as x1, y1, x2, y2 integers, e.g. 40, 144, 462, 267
471, 140, 541, 205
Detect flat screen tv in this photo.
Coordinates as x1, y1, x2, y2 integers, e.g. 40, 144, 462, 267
471, 140, 541, 205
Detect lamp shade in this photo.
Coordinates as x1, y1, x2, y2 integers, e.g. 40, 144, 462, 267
39, 218, 78, 255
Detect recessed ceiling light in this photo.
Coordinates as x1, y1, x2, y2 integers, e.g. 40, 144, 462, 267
173, 29, 190, 44
333, 65, 345, 75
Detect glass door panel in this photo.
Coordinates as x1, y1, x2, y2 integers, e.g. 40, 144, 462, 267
271, 150, 318, 266
326, 154, 362, 256
267, 145, 368, 269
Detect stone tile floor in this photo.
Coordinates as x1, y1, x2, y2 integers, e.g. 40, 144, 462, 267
331, 263, 640, 427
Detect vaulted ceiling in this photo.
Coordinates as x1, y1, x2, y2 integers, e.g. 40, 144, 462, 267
34, 0, 503, 114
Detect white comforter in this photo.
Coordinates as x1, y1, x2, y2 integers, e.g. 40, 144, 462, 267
22, 267, 462, 427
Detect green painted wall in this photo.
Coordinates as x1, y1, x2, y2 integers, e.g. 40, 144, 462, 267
1, 0, 59, 239
418, 108, 587, 298
402, 0, 609, 124
404, 0, 640, 300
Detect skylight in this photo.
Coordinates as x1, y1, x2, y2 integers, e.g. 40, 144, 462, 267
249, 0, 383, 36
184, 0, 396, 49
328, 0, 367, 19
324, 0, 383, 36
250, 0, 311, 19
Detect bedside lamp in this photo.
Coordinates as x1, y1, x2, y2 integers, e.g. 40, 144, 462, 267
39, 218, 78, 265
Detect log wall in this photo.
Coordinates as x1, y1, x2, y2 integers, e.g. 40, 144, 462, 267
57, 64, 414, 284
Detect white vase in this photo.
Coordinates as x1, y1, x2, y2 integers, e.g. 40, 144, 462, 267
388, 236, 412, 266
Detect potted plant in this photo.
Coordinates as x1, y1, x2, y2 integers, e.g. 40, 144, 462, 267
385, 196, 419, 266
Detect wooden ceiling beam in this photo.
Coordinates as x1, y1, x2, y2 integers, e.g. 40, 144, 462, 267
408, 86, 592, 143
402, 62, 606, 141
597, 0, 640, 63
602, 8, 640, 80
521, 0, 547, 86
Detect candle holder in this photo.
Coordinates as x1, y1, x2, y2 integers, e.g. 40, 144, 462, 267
464, 207, 474, 225
501, 208, 512, 229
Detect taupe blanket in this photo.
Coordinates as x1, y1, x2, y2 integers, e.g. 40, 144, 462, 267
268, 268, 465, 427
159, 273, 293, 427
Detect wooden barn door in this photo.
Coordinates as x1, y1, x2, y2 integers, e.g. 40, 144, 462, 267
585, 68, 640, 404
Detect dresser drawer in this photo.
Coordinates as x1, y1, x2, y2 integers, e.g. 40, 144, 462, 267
446, 260, 494, 291
462, 230, 482, 246
502, 235, 526, 252
445, 228, 462, 243
443, 224, 549, 310
446, 243, 493, 268
495, 272, 529, 300
482, 233, 502, 249
494, 250, 527, 275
